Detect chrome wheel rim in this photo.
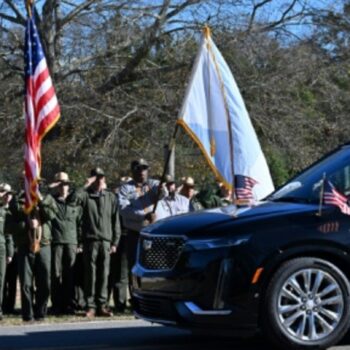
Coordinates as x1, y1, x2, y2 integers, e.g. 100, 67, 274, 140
277, 268, 344, 341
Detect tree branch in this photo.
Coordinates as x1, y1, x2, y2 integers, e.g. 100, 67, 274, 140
97, 0, 172, 94
247, 0, 273, 32
59, 0, 101, 29
4, 0, 26, 24
0, 12, 25, 26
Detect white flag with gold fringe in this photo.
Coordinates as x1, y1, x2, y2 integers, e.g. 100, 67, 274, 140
177, 28, 274, 200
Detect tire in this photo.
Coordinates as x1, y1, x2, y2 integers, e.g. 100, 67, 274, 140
262, 257, 350, 350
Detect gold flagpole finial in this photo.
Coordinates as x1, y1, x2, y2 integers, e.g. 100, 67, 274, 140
26, 0, 34, 17
203, 25, 211, 39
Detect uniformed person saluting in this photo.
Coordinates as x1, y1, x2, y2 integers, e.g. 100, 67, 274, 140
47, 172, 82, 315
78, 168, 121, 318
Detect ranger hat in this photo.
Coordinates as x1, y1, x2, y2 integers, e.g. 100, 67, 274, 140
54, 172, 70, 183
90, 167, 105, 177
131, 159, 149, 171
182, 176, 195, 187
49, 172, 71, 188
0, 183, 14, 194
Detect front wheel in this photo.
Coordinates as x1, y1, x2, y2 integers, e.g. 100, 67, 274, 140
262, 257, 350, 349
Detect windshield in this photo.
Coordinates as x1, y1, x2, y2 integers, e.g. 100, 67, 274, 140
269, 146, 350, 203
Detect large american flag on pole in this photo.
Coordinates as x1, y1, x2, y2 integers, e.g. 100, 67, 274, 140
24, 1, 60, 213
323, 179, 350, 215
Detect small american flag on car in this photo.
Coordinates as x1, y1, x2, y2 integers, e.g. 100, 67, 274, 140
235, 175, 258, 201
323, 179, 350, 215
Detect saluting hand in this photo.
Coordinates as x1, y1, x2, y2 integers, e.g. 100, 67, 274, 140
84, 176, 96, 189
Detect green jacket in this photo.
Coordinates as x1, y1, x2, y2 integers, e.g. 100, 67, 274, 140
45, 192, 82, 245
78, 188, 120, 246
0, 205, 14, 258
9, 191, 53, 247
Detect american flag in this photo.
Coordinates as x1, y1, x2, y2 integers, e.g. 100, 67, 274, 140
24, 3, 60, 213
235, 175, 258, 201
323, 179, 350, 215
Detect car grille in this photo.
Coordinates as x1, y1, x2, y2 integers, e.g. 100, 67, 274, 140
139, 235, 185, 270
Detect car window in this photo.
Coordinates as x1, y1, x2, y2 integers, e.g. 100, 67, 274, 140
270, 147, 350, 203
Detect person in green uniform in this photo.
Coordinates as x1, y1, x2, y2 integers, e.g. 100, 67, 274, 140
0, 184, 14, 320
78, 167, 121, 318
46, 172, 82, 315
9, 183, 54, 322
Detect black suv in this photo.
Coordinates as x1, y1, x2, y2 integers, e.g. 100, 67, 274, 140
132, 144, 350, 350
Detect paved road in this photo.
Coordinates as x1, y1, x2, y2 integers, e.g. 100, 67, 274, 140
0, 319, 350, 350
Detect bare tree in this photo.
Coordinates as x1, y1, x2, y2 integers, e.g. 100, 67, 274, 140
0, 0, 343, 186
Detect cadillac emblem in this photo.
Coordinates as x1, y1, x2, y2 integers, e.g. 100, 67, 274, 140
143, 239, 153, 251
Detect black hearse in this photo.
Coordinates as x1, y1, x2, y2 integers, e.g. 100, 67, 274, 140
132, 144, 350, 349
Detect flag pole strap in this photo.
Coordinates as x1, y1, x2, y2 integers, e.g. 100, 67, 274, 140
152, 124, 180, 213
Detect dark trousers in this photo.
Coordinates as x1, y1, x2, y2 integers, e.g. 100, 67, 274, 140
3, 252, 17, 314
108, 235, 128, 310
18, 245, 51, 320
126, 230, 139, 274
83, 240, 110, 310
51, 244, 77, 314
73, 251, 85, 310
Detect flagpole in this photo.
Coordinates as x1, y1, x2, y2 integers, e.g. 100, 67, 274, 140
204, 27, 235, 200
26, 0, 34, 17
317, 173, 326, 217
152, 26, 211, 215
152, 124, 180, 214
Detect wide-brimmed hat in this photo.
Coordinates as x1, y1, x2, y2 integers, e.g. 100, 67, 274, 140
182, 176, 195, 187
0, 183, 15, 195
131, 158, 149, 171
49, 172, 71, 188
90, 167, 105, 177
55, 172, 70, 182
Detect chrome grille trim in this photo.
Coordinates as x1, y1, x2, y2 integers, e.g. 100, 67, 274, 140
138, 232, 187, 271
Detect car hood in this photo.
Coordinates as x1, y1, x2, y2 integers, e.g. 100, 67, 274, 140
142, 201, 319, 237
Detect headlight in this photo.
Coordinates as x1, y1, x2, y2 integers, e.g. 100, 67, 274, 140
188, 234, 251, 250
